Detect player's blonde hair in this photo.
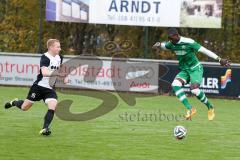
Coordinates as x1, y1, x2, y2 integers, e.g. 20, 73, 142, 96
47, 39, 60, 49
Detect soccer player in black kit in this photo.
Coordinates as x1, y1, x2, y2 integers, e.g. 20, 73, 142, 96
5, 39, 65, 136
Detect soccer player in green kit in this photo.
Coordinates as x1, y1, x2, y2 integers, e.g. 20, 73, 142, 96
153, 28, 231, 120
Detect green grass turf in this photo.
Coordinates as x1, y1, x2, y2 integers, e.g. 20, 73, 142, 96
0, 86, 240, 160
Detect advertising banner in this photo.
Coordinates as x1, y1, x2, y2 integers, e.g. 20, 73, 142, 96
1, 53, 239, 97
46, 0, 223, 28
0, 54, 159, 93
160, 64, 240, 98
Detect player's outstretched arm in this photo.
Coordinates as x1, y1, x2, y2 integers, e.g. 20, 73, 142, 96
198, 46, 231, 67
152, 42, 168, 50
152, 42, 161, 50
152, 42, 169, 55
218, 58, 231, 67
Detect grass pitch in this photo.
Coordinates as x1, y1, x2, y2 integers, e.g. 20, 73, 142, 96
0, 86, 240, 160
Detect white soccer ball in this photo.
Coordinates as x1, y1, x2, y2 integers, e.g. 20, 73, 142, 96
174, 125, 187, 140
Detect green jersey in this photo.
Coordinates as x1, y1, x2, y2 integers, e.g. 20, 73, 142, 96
164, 36, 201, 70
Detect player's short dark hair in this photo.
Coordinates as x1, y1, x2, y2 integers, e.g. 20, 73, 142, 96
167, 28, 179, 36
47, 39, 60, 49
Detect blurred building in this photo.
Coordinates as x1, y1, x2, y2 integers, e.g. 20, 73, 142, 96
46, 0, 89, 22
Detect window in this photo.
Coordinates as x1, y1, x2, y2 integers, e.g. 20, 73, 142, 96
72, 2, 80, 18
80, 10, 87, 20
62, 0, 71, 17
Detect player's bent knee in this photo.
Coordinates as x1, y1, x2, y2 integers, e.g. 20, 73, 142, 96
191, 88, 201, 96
45, 98, 58, 110
48, 104, 57, 111
171, 79, 183, 87
190, 83, 200, 90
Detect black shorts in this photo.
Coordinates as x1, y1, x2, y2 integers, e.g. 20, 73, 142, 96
26, 84, 58, 103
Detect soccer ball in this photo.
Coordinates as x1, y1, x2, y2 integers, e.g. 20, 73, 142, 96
174, 125, 187, 140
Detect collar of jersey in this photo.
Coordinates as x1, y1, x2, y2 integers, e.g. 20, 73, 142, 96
46, 52, 57, 58
176, 36, 183, 44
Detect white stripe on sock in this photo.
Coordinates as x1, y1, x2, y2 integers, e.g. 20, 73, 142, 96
175, 89, 184, 96
204, 98, 208, 104
179, 95, 186, 102
200, 95, 206, 101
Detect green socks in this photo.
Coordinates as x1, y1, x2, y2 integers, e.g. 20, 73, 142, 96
173, 86, 192, 110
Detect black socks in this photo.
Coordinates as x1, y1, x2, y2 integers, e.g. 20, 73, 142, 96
43, 109, 55, 129
12, 100, 24, 109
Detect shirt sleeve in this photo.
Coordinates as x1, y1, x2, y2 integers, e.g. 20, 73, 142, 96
189, 41, 201, 51
40, 55, 50, 68
198, 46, 219, 60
